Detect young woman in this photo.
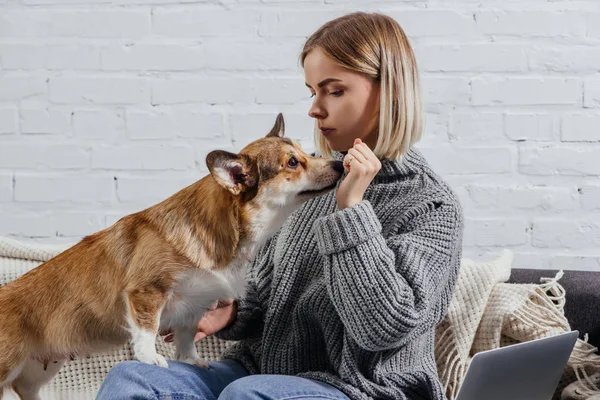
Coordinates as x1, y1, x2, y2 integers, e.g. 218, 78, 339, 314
97, 12, 463, 400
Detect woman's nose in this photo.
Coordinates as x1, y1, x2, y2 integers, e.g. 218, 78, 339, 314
308, 99, 326, 119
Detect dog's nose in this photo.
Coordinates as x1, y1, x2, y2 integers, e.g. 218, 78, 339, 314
331, 161, 344, 173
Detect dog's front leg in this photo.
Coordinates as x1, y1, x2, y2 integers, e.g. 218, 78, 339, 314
173, 324, 209, 368
126, 288, 169, 368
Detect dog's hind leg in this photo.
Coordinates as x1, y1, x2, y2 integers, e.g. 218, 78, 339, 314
0, 347, 26, 400
11, 358, 65, 400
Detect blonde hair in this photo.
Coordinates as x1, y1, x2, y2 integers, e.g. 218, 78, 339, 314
300, 12, 423, 161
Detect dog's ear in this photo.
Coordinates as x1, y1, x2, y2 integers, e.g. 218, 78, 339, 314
206, 151, 258, 195
266, 113, 285, 138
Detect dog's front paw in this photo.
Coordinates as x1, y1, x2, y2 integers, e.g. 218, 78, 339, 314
137, 353, 169, 368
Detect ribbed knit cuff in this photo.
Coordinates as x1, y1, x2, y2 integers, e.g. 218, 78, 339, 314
213, 299, 262, 341
312, 200, 382, 255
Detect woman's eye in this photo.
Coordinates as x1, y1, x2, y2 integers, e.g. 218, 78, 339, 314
330, 90, 343, 97
288, 157, 299, 168
309, 93, 316, 98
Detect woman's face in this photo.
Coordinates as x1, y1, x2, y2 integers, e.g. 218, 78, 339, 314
303, 48, 380, 152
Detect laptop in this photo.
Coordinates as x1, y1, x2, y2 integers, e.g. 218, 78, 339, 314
456, 330, 579, 400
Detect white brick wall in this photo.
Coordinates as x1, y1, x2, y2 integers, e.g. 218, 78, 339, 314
1, 1, 599, 272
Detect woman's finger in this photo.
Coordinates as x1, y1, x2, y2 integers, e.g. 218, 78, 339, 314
194, 332, 207, 343
354, 141, 379, 166
348, 147, 368, 165
356, 142, 377, 163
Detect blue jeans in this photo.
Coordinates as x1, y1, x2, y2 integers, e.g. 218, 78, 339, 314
96, 359, 350, 400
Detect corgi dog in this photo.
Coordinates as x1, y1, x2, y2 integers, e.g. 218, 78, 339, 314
0, 114, 344, 400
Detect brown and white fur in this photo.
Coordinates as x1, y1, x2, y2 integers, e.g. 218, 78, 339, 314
0, 114, 344, 400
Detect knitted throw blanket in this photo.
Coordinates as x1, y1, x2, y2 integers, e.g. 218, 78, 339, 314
1, 237, 599, 399
435, 250, 600, 400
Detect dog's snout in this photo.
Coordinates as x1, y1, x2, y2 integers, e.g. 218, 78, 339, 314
331, 161, 344, 174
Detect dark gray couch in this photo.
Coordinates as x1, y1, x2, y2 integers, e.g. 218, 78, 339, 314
509, 268, 600, 349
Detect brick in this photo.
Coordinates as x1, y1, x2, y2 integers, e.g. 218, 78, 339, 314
519, 145, 600, 176
0, 76, 47, 102
472, 77, 580, 106
422, 77, 470, 106
532, 218, 600, 249
254, 78, 311, 105
49, 77, 150, 105
580, 185, 600, 210
448, 112, 504, 142
151, 77, 254, 105
0, 144, 89, 169
15, 174, 114, 203
561, 113, 600, 142
416, 44, 526, 72
101, 43, 204, 71
527, 45, 600, 72
384, 10, 477, 37
172, 109, 224, 139
0, 43, 100, 70
263, 9, 473, 50
419, 146, 513, 175
584, 79, 600, 108
0, 174, 12, 202
202, 41, 301, 71
0, 213, 104, 238
171, 108, 225, 140
420, 113, 449, 147
0, 108, 18, 134
0, 10, 150, 38
152, 9, 259, 37
587, 12, 600, 38
20, 108, 71, 135
72, 109, 125, 139
547, 256, 600, 272
504, 113, 557, 142
475, 11, 586, 37
230, 113, 314, 147
514, 253, 600, 272
467, 185, 578, 211
23, 0, 210, 3
463, 218, 528, 247
91, 145, 194, 170
258, 10, 345, 38
125, 109, 175, 140
230, 113, 286, 145
116, 175, 197, 204
125, 108, 225, 140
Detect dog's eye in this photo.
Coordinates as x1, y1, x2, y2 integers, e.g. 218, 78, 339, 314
287, 157, 299, 169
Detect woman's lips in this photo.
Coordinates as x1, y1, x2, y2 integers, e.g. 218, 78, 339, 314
320, 128, 336, 136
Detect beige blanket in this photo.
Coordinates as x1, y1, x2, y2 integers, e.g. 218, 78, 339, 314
435, 250, 600, 400
1, 237, 599, 399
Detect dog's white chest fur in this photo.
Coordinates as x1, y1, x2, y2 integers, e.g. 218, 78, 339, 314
159, 257, 249, 331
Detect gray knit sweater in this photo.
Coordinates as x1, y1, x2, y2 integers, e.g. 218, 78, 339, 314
215, 148, 464, 400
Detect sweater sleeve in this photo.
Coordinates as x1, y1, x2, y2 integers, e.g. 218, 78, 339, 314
312, 199, 463, 352
213, 237, 275, 341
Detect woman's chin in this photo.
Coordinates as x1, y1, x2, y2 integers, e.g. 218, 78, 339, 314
325, 141, 350, 153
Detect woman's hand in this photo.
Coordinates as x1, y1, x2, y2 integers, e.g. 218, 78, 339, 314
161, 299, 237, 343
336, 138, 382, 210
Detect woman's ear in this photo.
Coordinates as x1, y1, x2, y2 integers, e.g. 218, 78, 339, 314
206, 151, 258, 195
